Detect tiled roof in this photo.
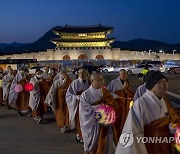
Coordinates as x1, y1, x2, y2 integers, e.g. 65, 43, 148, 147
52, 24, 113, 33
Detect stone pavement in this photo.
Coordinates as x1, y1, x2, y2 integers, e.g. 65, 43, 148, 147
0, 107, 83, 154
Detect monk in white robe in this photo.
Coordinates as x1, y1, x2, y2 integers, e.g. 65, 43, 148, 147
8, 68, 29, 115
44, 74, 64, 112
66, 68, 90, 142
45, 72, 72, 133
107, 69, 134, 144
80, 73, 118, 154
115, 71, 180, 154
2, 68, 14, 107
29, 69, 45, 124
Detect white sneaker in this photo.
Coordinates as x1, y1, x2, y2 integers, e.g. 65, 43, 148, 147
38, 118, 43, 124
75, 134, 83, 143
34, 117, 38, 121
60, 127, 66, 133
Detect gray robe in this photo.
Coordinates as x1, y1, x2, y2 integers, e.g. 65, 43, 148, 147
44, 77, 65, 112
79, 85, 115, 153
65, 78, 90, 129
8, 73, 24, 106
2, 73, 14, 101
53, 74, 60, 82
29, 76, 41, 110
107, 77, 124, 93
115, 90, 168, 154
107, 77, 124, 98
133, 83, 147, 101
42, 72, 51, 79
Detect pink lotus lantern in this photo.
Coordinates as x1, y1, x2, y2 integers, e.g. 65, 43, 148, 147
102, 86, 107, 89
94, 104, 116, 125
15, 84, 23, 93
174, 126, 180, 152
24, 83, 34, 91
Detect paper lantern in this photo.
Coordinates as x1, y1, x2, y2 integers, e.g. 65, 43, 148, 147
94, 104, 116, 125
15, 84, 23, 93
24, 83, 34, 91
102, 86, 107, 89
174, 126, 180, 152
0, 79, 2, 87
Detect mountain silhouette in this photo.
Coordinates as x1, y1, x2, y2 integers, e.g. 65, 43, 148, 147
0, 30, 57, 55
112, 39, 180, 53
0, 29, 179, 55
0, 42, 28, 49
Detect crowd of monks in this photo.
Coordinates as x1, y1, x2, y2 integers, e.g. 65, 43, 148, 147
0, 65, 180, 154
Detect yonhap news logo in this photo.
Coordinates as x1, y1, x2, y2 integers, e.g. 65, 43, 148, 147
120, 132, 134, 148
120, 132, 178, 148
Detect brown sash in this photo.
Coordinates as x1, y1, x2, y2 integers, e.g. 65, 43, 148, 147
39, 79, 53, 112
144, 117, 173, 154
16, 78, 29, 111
55, 75, 72, 128
115, 88, 134, 116
32, 81, 47, 117
112, 88, 134, 144
144, 100, 180, 154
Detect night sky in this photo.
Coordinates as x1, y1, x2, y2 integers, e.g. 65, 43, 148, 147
0, 0, 180, 44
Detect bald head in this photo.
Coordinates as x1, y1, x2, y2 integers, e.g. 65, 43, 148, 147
119, 69, 128, 80
90, 73, 104, 89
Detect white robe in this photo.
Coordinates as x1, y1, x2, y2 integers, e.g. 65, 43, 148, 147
53, 73, 61, 82
79, 85, 115, 153
42, 72, 51, 79
107, 77, 124, 92
2, 73, 14, 101
107, 77, 124, 98
133, 83, 147, 101
29, 76, 41, 110
65, 78, 90, 129
115, 90, 168, 154
44, 77, 65, 112
8, 73, 25, 106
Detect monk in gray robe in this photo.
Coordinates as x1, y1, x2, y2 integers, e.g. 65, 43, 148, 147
115, 71, 180, 154
66, 68, 90, 143
8, 68, 29, 115
80, 73, 118, 154
45, 72, 72, 133
107, 69, 134, 144
2, 68, 14, 107
29, 69, 45, 124
44, 73, 65, 112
